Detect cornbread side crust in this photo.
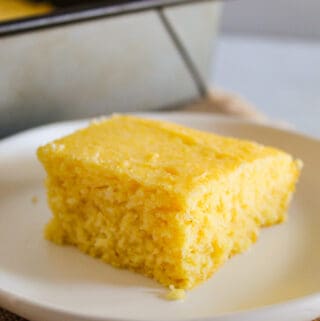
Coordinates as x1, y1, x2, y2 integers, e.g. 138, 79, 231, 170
37, 115, 302, 289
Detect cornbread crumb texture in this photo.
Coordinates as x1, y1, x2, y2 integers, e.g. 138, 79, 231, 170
37, 114, 302, 290
0, 0, 52, 21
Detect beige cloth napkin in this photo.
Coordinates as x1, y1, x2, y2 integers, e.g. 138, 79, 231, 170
0, 90, 264, 321
184, 89, 266, 121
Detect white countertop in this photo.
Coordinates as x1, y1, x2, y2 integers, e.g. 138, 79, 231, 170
212, 36, 320, 138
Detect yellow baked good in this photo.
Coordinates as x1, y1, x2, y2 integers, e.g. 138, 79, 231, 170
0, 0, 52, 22
37, 115, 301, 289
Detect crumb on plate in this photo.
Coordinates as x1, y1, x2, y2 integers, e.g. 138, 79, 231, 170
166, 285, 186, 301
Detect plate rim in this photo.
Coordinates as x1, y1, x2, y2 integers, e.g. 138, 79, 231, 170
1, 112, 320, 146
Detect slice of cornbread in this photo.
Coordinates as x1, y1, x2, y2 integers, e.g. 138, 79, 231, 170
37, 115, 301, 289
0, 0, 52, 22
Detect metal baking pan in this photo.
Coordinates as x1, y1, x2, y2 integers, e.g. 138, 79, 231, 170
0, 0, 217, 36
0, 0, 222, 137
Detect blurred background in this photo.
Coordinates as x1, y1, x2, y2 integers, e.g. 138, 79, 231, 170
0, 0, 319, 138
214, 0, 320, 137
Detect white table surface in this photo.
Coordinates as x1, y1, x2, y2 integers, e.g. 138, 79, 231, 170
212, 35, 320, 138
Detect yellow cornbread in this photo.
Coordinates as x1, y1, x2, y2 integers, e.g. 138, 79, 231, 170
37, 115, 302, 289
0, 0, 52, 22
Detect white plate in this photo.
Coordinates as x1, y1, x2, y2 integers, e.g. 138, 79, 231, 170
0, 112, 320, 321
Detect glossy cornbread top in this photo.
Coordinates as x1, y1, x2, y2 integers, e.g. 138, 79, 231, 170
38, 115, 285, 194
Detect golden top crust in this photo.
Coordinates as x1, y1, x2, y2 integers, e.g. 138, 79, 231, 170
37, 115, 290, 195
